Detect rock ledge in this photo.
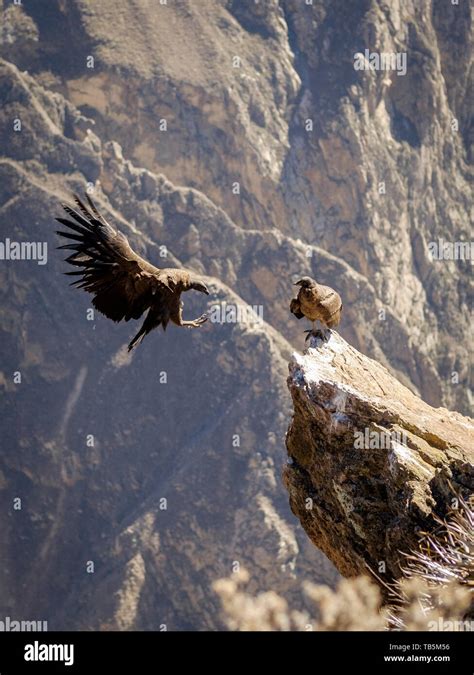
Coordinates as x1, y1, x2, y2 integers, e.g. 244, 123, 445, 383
284, 332, 473, 583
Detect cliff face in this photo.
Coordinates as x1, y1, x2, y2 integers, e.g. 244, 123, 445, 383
0, 0, 471, 629
284, 332, 473, 584
2, 0, 471, 411
0, 58, 337, 630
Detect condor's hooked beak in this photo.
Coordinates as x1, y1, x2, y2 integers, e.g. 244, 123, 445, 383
191, 280, 210, 295
294, 279, 304, 286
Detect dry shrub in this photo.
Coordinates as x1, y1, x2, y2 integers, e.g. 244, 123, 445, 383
214, 499, 473, 631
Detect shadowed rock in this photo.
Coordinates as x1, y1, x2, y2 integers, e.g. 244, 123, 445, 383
284, 331, 473, 586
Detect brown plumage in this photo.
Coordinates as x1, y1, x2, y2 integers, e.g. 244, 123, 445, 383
290, 276, 342, 337
56, 194, 209, 351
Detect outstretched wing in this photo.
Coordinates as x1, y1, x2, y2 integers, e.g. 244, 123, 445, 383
56, 194, 171, 323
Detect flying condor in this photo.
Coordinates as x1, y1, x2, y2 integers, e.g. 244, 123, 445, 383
56, 194, 209, 351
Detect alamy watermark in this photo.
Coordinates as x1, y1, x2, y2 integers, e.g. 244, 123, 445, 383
354, 428, 408, 449
208, 302, 263, 325
0, 239, 48, 265
24, 641, 73, 667
0, 616, 48, 631
428, 618, 474, 631
427, 238, 473, 263
354, 49, 407, 76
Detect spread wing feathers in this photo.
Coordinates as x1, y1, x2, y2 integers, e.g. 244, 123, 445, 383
56, 194, 170, 323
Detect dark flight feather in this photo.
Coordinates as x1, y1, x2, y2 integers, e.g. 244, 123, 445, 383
56, 193, 209, 350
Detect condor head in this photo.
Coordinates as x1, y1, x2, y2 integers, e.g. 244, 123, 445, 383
189, 277, 210, 295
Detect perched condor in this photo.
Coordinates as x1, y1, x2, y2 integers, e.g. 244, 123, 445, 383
290, 276, 342, 341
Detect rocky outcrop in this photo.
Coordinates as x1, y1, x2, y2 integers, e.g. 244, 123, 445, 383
0, 0, 472, 630
0, 57, 338, 630
284, 332, 473, 586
